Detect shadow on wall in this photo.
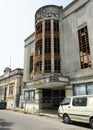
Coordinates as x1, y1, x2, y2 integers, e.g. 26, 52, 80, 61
0, 119, 13, 130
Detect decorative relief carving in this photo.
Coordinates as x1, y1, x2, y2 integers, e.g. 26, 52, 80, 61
55, 13, 60, 18
35, 8, 60, 24
43, 10, 46, 13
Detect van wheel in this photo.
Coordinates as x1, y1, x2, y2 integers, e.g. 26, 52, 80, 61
90, 118, 93, 129
63, 114, 71, 124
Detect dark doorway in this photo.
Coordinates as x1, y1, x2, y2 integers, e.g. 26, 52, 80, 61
42, 89, 65, 109
52, 89, 65, 108
4, 87, 7, 100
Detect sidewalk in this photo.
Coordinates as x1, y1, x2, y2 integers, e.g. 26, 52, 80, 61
39, 109, 58, 118
14, 108, 58, 118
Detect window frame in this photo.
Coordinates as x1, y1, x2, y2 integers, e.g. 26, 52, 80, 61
78, 26, 91, 69
9, 84, 14, 96
24, 90, 35, 101
73, 82, 93, 96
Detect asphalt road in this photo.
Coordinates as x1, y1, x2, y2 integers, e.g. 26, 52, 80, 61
0, 110, 92, 130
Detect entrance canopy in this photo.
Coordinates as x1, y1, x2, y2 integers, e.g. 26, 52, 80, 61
24, 74, 69, 89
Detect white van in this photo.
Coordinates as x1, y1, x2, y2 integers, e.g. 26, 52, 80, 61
58, 95, 93, 129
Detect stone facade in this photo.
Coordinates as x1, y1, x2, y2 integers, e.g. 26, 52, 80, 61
0, 67, 23, 110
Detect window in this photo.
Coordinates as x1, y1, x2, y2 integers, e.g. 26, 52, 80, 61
73, 84, 86, 96
9, 84, 14, 95
78, 26, 91, 69
29, 56, 33, 74
54, 20, 59, 32
29, 55, 33, 79
87, 83, 93, 95
54, 60, 60, 73
34, 61, 42, 73
45, 19, 51, 36
44, 20, 51, 73
0, 87, 4, 96
54, 38, 60, 53
35, 33, 42, 74
45, 20, 51, 32
24, 90, 35, 101
24, 91, 28, 100
45, 38, 51, 53
36, 22, 42, 35
72, 97, 87, 106
54, 20, 60, 73
35, 39, 42, 56
45, 60, 51, 72
73, 83, 93, 96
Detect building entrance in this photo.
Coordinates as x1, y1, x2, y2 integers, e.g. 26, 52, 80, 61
42, 89, 65, 109
52, 89, 65, 108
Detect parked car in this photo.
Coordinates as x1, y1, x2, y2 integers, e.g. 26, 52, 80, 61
58, 95, 93, 129
0, 100, 7, 109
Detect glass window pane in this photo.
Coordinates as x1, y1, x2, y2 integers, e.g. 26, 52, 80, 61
73, 84, 86, 96
87, 83, 93, 95
9, 84, 14, 95
24, 91, 28, 100
73, 97, 87, 106
29, 90, 35, 100
24, 90, 35, 101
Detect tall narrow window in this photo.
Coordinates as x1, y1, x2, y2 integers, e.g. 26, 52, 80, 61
45, 38, 51, 53
54, 38, 60, 53
54, 60, 60, 73
44, 20, 51, 73
34, 61, 42, 73
45, 60, 51, 72
0, 87, 4, 96
78, 26, 91, 69
9, 84, 14, 95
45, 20, 51, 32
54, 20, 60, 73
35, 39, 42, 56
35, 22, 42, 74
36, 22, 42, 35
29, 55, 33, 79
54, 20, 59, 32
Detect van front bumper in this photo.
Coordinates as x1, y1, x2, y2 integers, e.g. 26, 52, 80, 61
57, 112, 63, 118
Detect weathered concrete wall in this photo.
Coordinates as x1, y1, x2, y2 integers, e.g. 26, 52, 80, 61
24, 33, 35, 82
61, 0, 93, 79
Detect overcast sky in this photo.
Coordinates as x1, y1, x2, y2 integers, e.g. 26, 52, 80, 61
0, 0, 73, 75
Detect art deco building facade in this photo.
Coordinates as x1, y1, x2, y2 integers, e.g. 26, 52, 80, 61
23, 0, 93, 113
0, 67, 23, 109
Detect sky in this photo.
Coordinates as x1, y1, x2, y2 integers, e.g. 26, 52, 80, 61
0, 0, 73, 75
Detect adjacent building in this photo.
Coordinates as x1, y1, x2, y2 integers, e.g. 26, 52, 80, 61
23, 0, 93, 113
0, 67, 23, 110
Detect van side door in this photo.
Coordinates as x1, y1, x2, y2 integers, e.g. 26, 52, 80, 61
69, 97, 88, 122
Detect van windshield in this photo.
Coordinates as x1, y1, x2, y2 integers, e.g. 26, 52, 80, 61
61, 98, 71, 105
